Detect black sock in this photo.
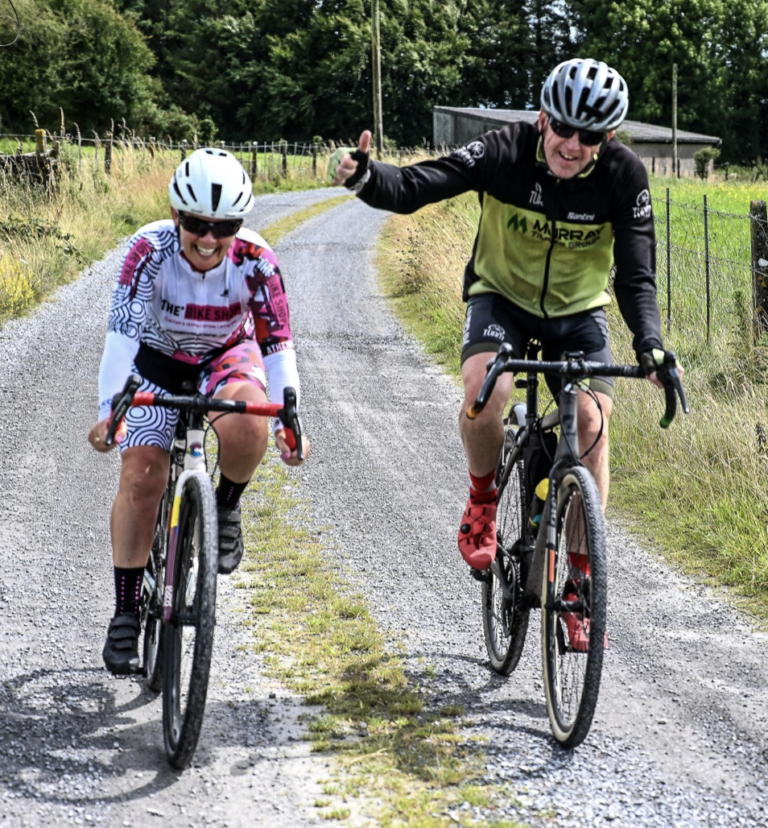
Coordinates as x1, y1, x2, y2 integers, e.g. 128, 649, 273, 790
216, 474, 249, 509
114, 567, 144, 617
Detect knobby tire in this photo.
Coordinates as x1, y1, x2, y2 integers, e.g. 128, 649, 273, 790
541, 465, 607, 748
162, 470, 218, 770
143, 484, 171, 692
482, 427, 530, 674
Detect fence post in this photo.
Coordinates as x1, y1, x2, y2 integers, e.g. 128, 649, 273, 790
251, 141, 258, 178
75, 123, 82, 175
93, 132, 100, 172
703, 194, 711, 343
34, 128, 47, 182
34, 128, 45, 156
666, 187, 671, 332
750, 199, 768, 339
312, 143, 317, 176
281, 141, 288, 177
104, 131, 113, 175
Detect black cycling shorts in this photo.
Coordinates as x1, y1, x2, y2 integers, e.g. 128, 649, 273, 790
461, 293, 614, 400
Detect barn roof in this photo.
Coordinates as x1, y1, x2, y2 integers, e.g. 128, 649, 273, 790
434, 107, 720, 145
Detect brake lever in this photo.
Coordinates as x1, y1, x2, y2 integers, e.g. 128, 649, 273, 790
658, 351, 689, 429
467, 343, 514, 419
278, 386, 304, 461
105, 373, 142, 446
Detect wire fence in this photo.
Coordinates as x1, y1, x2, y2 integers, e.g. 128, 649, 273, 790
652, 189, 768, 353
0, 130, 427, 186
3, 131, 768, 351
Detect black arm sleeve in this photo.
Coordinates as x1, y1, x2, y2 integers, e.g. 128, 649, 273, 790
355, 129, 513, 214
611, 160, 664, 359
357, 157, 474, 214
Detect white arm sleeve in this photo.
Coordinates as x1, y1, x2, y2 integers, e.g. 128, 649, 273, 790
263, 349, 300, 431
98, 331, 140, 421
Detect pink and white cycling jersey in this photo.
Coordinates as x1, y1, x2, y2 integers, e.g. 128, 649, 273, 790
98, 219, 298, 420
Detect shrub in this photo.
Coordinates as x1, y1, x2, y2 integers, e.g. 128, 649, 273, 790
695, 147, 721, 179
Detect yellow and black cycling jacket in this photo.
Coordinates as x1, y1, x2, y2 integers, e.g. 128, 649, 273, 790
356, 121, 663, 359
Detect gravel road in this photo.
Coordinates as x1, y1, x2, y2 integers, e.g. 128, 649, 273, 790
1, 188, 767, 828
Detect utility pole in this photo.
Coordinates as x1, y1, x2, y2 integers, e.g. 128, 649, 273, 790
372, 0, 384, 156
672, 63, 678, 178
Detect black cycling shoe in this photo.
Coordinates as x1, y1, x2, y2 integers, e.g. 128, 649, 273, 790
102, 613, 141, 675
217, 504, 244, 575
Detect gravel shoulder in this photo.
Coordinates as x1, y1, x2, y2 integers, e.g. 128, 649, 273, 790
0, 189, 766, 828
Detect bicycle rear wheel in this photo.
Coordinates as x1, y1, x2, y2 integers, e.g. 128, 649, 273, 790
143, 485, 170, 692
162, 470, 218, 769
541, 465, 607, 748
482, 427, 530, 674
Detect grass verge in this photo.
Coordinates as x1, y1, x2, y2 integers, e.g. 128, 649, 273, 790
376, 192, 768, 625
237, 457, 525, 827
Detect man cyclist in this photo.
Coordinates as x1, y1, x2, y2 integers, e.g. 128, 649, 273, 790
89, 147, 310, 675
331, 57, 673, 572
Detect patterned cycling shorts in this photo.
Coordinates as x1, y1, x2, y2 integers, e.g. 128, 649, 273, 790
119, 341, 267, 452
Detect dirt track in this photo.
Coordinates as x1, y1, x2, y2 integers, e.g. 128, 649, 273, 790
0, 188, 766, 828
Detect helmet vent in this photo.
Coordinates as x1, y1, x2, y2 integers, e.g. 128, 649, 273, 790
168, 147, 254, 219
211, 183, 222, 212
173, 180, 188, 206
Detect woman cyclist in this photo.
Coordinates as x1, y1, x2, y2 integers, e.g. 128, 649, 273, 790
89, 148, 309, 675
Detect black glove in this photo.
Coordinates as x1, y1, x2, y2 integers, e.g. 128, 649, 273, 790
639, 348, 666, 377
344, 148, 370, 189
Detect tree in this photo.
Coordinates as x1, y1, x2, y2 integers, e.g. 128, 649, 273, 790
0, 0, 161, 134
570, 0, 768, 163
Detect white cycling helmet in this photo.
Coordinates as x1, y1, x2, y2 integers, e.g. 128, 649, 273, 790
169, 148, 254, 218
541, 58, 629, 131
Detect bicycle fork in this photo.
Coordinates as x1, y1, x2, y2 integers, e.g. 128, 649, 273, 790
163, 415, 207, 625
524, 381, 580, 606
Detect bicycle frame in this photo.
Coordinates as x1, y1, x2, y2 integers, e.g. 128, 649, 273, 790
496, 345, 583, 604
162, 406, 206, 625
106, 376, 303, 626
477, 340, 687, 605
127, 389, 293, 625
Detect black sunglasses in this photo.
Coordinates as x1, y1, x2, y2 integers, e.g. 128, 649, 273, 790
177, 212, 243, 239
548, 118, 607, 147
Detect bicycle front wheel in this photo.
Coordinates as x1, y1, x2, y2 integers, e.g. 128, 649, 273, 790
482, 429, 530, 674
541, 465, 607, 748
162, 470, 218, 769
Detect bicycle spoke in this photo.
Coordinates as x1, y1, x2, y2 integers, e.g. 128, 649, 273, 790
542, 466, 607, 748
163, 471, 218, 770
482, 434, 530, 674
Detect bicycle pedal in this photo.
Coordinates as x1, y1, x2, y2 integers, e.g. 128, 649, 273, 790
470, 567, 491, 584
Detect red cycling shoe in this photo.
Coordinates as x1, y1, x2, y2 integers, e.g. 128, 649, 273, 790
561, 578, 609, 652
457, 491, 497, 570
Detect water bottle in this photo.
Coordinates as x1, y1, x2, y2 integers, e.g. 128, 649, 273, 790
528, 477, 549, 534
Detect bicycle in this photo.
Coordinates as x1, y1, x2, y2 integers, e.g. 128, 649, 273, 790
468, 342, 687, 748
105, 373, 303, 769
